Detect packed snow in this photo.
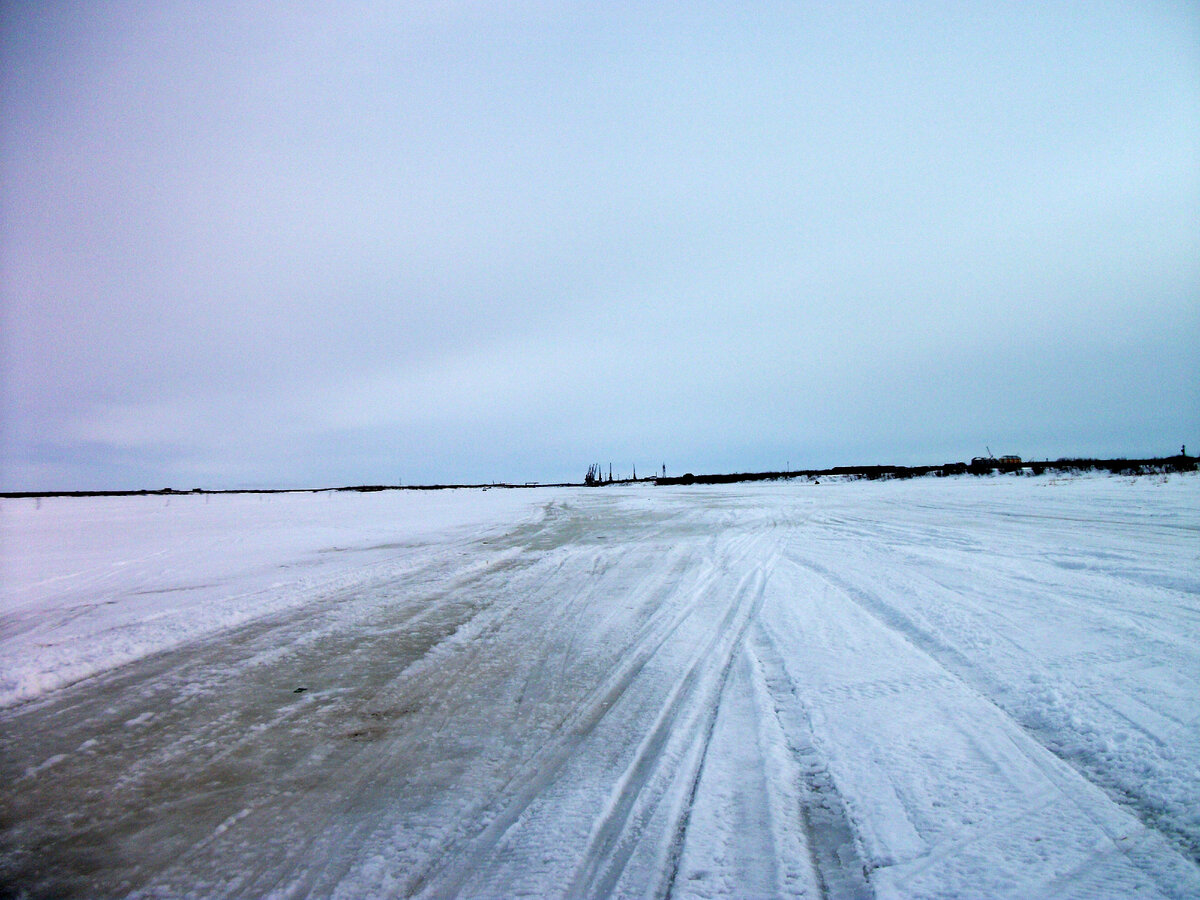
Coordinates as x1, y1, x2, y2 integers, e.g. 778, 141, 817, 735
0, 489, 550, 710
1, 474, 1198, 898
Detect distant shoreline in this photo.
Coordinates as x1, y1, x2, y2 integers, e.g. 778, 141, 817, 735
2, 455, 1194, 499
0, 482, 578, 499
652, 454, 1196, 486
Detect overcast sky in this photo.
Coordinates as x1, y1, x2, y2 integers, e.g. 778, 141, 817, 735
2, 2, 1197, 489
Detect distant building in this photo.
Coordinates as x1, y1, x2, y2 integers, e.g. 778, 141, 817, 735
970, 455, 1022, 471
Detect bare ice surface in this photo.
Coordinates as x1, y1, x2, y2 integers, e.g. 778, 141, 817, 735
2, 475, 1199, 898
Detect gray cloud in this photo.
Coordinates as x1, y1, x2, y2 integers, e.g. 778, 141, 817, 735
3, 1, 1197, 489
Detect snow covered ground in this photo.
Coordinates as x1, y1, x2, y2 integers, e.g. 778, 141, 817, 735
2, 474, 1198, 898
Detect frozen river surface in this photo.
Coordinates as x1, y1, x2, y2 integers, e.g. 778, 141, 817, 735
2, 476, 1199, 898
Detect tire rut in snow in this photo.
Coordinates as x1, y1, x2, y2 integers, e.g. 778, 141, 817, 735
797, 557, 1200, 875
748, 621, 872, 900
415, 528, 787, 897
570, 562, 770, 899
407, 530, 772, 898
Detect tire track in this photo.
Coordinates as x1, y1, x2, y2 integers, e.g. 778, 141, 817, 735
748, 621, 873, 900
793, 556, 1200, 875
572, 562, 769, 899
407, 526, 774, 898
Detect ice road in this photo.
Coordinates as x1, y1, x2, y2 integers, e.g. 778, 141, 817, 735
2, 476, 1199, 898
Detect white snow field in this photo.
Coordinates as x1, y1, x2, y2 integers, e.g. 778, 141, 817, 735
1, 475, 1198, 899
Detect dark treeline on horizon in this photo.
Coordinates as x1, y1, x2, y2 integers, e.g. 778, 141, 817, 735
650, 453, 1196, 486
2, 453, 1195, 499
